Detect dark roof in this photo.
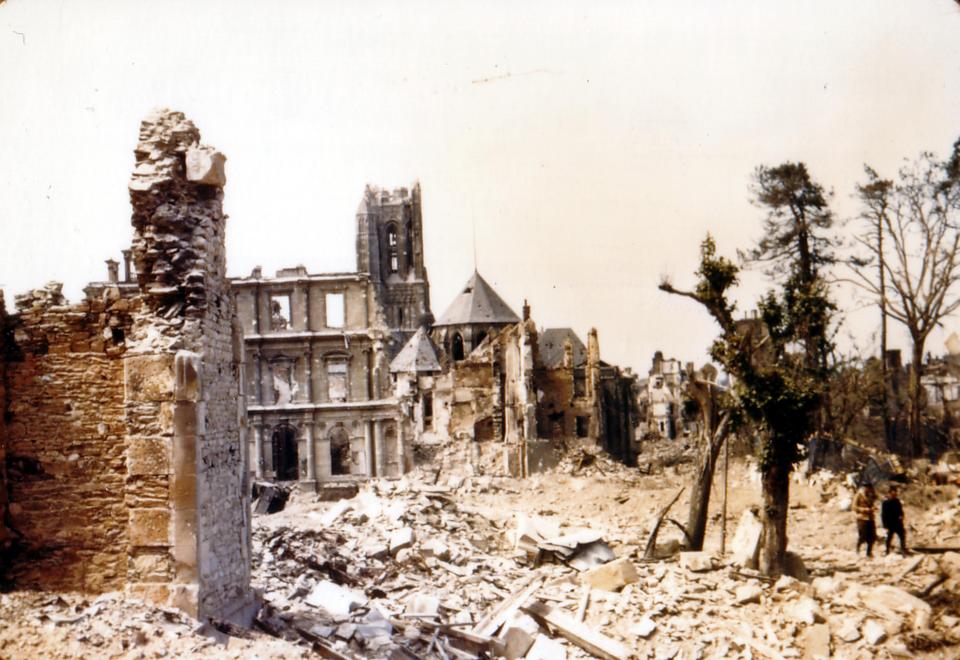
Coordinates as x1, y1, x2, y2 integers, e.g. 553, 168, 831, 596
539, 328, 587, 368
389, 327, 442, 373
434, 271, 520, 327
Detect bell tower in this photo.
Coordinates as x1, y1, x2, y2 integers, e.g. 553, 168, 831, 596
355, 182, 433, 334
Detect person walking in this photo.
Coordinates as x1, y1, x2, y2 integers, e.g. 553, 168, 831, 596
881, 485, 907, 555
853, 483, 877, 557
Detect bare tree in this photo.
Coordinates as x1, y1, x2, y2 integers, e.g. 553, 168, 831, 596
851, 153, 960, 455
682, 364, 734, 551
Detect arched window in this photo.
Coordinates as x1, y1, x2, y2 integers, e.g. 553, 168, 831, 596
386, 224, 399, 274
452, 332, 465, 361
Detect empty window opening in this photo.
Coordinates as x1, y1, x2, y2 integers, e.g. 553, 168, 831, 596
327, 359, 348, 401
272, 426, 299, 481
270, 294, 291, 331
397, 307, 404, 328
573, 371, 587, 398
325, 292, 345, 328
475, 330, 487, 347
330, 427, 351, 476
452, 333, 465, 361
386, 224, 399, 274
576, 416, 589, 438
423, 392, 433, 429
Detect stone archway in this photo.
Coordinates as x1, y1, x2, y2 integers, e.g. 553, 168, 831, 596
272, 425, 299, 481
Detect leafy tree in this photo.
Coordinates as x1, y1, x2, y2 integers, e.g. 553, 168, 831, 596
661, 235, 827, 575
742, 163, 839, 376
851, 151, 960, 455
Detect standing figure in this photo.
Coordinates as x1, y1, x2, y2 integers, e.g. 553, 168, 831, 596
853, 483, 877, 558
881, 485, 907, 555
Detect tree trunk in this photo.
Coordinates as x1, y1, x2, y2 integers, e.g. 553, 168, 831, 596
910, 341, 925, 458
758, 459, 791, 576
685, 414, 730, 551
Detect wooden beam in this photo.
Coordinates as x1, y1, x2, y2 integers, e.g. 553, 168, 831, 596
522, 600, 629, 660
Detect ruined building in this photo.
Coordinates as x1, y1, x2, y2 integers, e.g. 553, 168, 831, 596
394, 272, 641, 475
232, 185, 431, 488
0, 110, 252, 622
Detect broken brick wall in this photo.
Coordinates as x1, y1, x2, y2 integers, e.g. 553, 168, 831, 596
1, 283, 134, 591
0, 292, 11, 573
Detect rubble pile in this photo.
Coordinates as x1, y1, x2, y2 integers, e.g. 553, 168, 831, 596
247, 458, 960, 659
0, 591, 302, 659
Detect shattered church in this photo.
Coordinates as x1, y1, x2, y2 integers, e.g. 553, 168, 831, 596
234, 187, 641, 488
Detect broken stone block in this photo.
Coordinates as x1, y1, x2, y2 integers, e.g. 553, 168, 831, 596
185, 146, 226, 186
862, 619, 886, 645
811, 576, 842, 599
631, 617, 657, 638
580, 558, 639, 592
405, 593, 440, 618
420, 538, 450, 561
785, 596, 824, 625
304, 580, 367, 618
525, 634, 567, 660
859, 585, 932, 629
730, 509, 763, 570
834, 617, 862, 643
363, 543, 389, 560
734, 584, 763, 605
389, 527, 415, 556
801, 623, 831, 659
678, 551, 715, 573
501, 613, 540, 660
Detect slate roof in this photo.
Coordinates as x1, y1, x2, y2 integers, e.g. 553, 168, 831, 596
389, 327, 442, 373
434, 271, 520, 327
539, 328, 587, 368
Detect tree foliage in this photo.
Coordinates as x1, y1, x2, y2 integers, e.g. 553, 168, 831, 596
661, 230, 831, 574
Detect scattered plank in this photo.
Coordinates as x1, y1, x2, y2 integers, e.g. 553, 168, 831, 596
522, 599, 630, 660
575, 587, 590, 623
643, 486, 685, 560
472, 575, 543, 638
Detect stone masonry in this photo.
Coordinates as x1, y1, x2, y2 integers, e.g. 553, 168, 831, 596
0, 109, 251, 622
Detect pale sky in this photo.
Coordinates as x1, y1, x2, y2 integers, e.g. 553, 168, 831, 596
2, 0, 960, 372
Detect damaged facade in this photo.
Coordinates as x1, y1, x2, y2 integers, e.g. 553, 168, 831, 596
232, 185, 432, 488
236, 198, 641, 488
0, 110, 252, 622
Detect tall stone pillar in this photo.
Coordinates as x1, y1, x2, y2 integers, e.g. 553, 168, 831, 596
304, 423, 316, 482
364, 421, 374, 477
317, 427, 331, 479
374, 419, 386, 477
252, 424, 263, 479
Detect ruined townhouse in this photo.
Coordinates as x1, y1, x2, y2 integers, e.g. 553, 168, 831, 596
0, 110, 252, 621
232, 185, 431, 489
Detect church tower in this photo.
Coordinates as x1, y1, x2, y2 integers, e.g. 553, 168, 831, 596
356, 183, 433, 334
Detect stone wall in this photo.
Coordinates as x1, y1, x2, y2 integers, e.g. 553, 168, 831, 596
125, 109, 250, 620
1, 283, 133, 591
0, 109, 251, 622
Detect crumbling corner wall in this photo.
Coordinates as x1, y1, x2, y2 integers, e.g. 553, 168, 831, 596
124, 109, 250, 621
0, 109, 250, 623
